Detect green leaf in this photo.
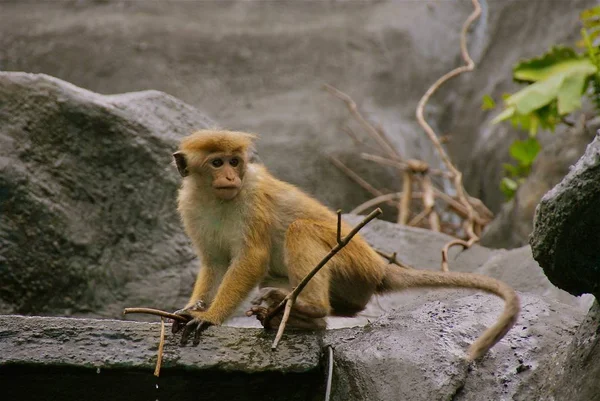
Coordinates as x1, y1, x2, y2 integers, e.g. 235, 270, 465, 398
513, 47, 591, 82
491, 106, 515, 124
581, 6, 600, 25
500, 177, 519, 200
557, 72, 586, 114
503, 163, 520, 177
509, 138, 540, 166
482, 94, 496, 110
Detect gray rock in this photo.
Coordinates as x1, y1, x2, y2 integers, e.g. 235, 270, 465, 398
513, 301, 600, 401
326, 292, 584, 401
0, 72, 212, 316
0, 315, 323, 401
0, 293, 588, 401
3, 0, 597, 216
530, 134, 600, 298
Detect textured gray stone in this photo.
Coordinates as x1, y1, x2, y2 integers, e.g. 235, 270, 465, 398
514, 301, 600, 401
0, 72, 212, 316
0, 315, 323, 401
530, 134, 600, 297
325, 292, 585, 401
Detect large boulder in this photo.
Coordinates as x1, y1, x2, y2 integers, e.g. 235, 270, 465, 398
530, 134, 600, 298
0, 72, 211, 316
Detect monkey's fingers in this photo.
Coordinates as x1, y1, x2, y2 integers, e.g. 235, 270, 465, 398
246, 306, 281, 329
171, 309, 193, 334
180, 318, 212, 346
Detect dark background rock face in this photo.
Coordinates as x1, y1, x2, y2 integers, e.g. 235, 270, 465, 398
480, 117, 600, 249
0, 72, 212, 316
1, 0, 596, 218
530, 135, 600, 298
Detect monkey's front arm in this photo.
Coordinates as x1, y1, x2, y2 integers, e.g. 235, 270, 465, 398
173, 246, 269, 345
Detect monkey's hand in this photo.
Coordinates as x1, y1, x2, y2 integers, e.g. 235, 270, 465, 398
172, 309, 217, 346
171, 300, 209, 340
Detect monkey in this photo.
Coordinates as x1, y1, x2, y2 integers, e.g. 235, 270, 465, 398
170, 129, 520, 361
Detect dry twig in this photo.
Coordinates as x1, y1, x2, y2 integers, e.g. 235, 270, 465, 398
441, 237, 478, 272
376, 249, 414, 269
154, 318, 166, 377
324, 84, 399, 159
123, 307, 188, 322
328, 155, 387, 200
350, 192, 424, 215
415, 0, 482, 242
267, 208, 383, 349
398, 171, 412, 224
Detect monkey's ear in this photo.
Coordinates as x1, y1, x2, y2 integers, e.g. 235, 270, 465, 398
172, 151, 189, 177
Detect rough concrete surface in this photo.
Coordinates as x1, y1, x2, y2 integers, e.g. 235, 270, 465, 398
0, 315, 323, 401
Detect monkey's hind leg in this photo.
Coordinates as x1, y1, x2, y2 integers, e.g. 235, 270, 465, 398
247, 219, 334, 330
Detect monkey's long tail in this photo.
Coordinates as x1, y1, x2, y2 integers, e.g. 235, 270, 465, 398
377, 266, 520, 361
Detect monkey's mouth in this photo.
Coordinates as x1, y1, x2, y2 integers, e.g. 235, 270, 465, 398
214, 185, 239, 190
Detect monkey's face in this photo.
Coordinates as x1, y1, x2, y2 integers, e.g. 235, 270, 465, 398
206, 153, 245, 200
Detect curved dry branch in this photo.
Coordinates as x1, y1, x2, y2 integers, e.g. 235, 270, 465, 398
415, 0, 482, 242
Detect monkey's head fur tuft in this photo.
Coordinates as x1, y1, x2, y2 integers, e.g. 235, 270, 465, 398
175, 130, 258, 201
181, 130, 257, 155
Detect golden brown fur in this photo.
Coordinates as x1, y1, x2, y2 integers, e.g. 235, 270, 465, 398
172, 129, 520, 360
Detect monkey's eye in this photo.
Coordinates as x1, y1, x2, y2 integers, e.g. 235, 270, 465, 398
211, 159, 224, 168
230, 158, 239, 167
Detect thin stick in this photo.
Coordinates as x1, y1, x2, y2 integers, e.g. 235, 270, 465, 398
328, 155, 386, 200
375, 249, 414, 269
441, 237, 478, 272
154, 318, 166, 377
123, 307, 188, 323
422, 175, 440, 231
325, 346, 334, 401
269, 208, 382, 349
398, 171, 412, 225
324, 84, 400, 159
341, 126, 382, 154
350, 192, 424, 215
415, 0, 482, 241
361, 153, 452, 178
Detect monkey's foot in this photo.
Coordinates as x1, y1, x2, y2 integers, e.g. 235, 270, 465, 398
246, 305, 326, 330
171, 300, 208, 335
246, 305, 281, 329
